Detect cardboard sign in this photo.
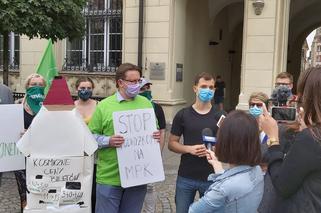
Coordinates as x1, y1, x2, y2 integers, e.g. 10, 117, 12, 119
26, 157, 85, 208
113, 108, 165, 188
0, 104, 25, 172
17, 107, 97, 212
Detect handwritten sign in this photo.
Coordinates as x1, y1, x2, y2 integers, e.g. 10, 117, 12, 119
26, 157, 84, 207
0, 104, 25, 172
113, 108, 165, 188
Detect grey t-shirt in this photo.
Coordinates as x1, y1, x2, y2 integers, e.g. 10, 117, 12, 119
0, 84, 14, 104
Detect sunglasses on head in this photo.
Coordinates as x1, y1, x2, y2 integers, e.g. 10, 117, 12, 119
249, 102, 263, 107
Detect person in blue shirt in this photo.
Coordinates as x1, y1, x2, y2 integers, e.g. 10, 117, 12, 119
189, 110, 264, 213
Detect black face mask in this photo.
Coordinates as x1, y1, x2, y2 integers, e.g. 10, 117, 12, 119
78, 89, 92, 101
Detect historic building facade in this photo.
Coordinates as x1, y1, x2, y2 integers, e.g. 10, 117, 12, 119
1, 0, 321, 122
310, 27, 321, 67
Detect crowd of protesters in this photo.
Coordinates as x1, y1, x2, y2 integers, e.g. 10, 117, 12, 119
1, 62, 321, 213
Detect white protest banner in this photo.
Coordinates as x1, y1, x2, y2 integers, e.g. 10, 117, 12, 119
26, 157, 84, 208
0, 104, 25, 172
113, 108, 165, 188
17, 108, 97, 212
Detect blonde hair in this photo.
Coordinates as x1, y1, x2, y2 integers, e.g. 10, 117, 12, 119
248, 92, 269, 104
24, 73, 46, 89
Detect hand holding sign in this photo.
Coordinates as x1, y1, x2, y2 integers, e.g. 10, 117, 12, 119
153, 130, 161, 142
109, 135, 125, 148
113, 108, 165, 188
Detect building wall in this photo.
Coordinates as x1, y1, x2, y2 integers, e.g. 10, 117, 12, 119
3, 0, 312, 123
237, 0, 290, 109
311, 28, 321, 67
181, 0, 243, 110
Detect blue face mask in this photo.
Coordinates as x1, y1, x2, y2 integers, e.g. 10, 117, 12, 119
249, 106, 263, 118
198, 88, 214, 102
78, 89, 92, 101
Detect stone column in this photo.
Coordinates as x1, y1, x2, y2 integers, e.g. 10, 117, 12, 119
237, 0, 290, 110
123, 0, 186, 122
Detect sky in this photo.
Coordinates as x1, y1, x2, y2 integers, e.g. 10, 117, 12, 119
306, 29, 316, 57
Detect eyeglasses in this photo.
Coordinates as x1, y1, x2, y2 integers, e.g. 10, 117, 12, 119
249, 102, 263, 108
122, 79, 142, 85
275, 83, 291, 87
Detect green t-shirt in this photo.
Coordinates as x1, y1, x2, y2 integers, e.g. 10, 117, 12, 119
88, 93, 154, 186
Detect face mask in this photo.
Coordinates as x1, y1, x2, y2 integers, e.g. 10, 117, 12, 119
78, 89, 92, 101
125, 83, 141, 98
249, 106, 263, 118
26, 86, 45, 114
140, 90, 153, 100
198, 88, 214, 102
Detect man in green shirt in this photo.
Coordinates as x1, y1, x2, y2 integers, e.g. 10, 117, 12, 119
89, 63, 160, 213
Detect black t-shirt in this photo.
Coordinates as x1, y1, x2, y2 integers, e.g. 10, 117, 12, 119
153, 102, 166, 130
214, 81, 225, 97
24, 109, 35, 129
171, 105, 225, 181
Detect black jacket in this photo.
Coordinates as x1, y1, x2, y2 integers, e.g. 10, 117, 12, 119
265, 128, 321, 213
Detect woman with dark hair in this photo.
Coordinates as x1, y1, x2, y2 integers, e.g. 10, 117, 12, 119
74, 77, 97, 213
74, 77, 97, 124
260, 67, 321, 213
189, 110, 264, 213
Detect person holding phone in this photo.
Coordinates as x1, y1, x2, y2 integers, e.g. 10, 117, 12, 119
259, 67, 321, 213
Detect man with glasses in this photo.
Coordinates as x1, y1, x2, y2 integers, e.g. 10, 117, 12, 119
89, 63, 161, 213
275, 72, 294, 89
274, 72, 297, 107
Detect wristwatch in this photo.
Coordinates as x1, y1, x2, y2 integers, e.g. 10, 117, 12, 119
267, 137, 279, 147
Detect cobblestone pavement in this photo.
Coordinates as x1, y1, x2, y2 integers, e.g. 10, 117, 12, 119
155, 145, 180, 213
0, 172, 20, 213
0, 145, 180, 213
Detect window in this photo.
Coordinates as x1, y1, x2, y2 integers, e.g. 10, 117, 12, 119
64, 0, 122, 72
317, 45, 321, 52
0, 33, 20, 71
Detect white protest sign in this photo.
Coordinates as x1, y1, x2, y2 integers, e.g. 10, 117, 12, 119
113, 108, 165, 188
26, 157, 84, 208
16, 108, 97, 212
0, 104, 25, 172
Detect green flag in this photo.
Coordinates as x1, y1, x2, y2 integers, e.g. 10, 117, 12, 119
36, 39, 58, 95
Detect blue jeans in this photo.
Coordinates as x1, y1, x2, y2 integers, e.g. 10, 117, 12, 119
175, 176, 212, 213
96, 183, 147, 213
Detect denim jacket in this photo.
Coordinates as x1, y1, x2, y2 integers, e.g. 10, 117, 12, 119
189, 165, 264, 213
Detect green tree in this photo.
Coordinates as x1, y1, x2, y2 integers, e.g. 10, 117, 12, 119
0, 0, 87, 85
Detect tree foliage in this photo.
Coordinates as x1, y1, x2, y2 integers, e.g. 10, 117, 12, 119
0, 0, 87, 41
0, 0, 87, 85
